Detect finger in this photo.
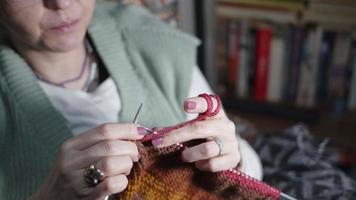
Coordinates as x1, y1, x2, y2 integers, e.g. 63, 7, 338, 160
95, 155, 134, 177
75, 140, 139, 168
153, 120, 236, 148
181, 141, 220, 163
65, 123, 149, 150
86, 174, 128, 200
181, 140, 239, 163
183, 96, 225, 118
195, 154, 240, 172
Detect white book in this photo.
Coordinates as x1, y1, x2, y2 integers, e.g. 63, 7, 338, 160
297, 26, 323, 107
267, 36, 285, 102
237, 20, 249, 98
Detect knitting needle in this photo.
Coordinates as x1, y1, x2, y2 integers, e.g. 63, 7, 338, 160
133, 103, 154, 134
280, 192, 298, 200
103, 104, 145, 200
133, 103, 143, 124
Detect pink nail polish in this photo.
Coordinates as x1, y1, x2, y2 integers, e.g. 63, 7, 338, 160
152, 138, 164, 146
137, 127, 150, 135
184, 101, 196, 110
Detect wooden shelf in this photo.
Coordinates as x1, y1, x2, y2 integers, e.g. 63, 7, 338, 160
217, 3, 356, 30
223, 97, 320, 123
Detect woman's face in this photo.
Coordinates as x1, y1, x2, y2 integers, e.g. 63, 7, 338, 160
0, 0, 96, 52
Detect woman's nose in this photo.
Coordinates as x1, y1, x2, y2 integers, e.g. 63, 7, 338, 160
46, 0, 73, 10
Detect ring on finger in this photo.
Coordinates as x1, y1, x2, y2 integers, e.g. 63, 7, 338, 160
84, 164, 105, 187
213, 138, 223, 156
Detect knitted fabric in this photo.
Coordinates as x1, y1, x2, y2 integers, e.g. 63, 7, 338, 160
116, 94, 280, 200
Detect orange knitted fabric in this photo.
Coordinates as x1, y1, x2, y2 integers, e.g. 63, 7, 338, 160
115, 94, 280, 200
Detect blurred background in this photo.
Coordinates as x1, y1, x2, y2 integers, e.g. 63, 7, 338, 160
108, 0, 356, 179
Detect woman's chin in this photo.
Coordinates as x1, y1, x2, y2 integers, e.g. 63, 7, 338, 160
44, 35, 85, 53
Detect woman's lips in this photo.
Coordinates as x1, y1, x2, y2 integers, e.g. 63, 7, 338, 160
50, 19, 79, 33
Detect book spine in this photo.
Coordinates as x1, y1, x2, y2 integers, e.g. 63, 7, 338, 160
286, 26, 304, 103
237, 20, 250, 98
267, 32, 285, 102
348, 39, 356, 110
248, 28, 257, 97
329, 33, 352, 117
281, 25, 293, 102
316, 31, 335, 105
216, 17, 229, 96
253, 26, 272, 101
228, 21, 240, 94
297, 26, 323, 107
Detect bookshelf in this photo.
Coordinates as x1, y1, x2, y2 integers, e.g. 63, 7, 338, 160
197, 0, 356, 149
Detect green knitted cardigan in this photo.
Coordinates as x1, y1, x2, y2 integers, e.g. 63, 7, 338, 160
0, 2, 199, 199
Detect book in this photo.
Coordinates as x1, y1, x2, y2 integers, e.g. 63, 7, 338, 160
296, 25, 323, 107
267, 26, 286, 102
253, 25, 272, 101
286, 26, 304, 103
216, 17, 230, 96
227, 21, 240, 93
237, 19, 250, 98
248, 28, 257, 97
316, 31, 335, 105
281, 25, 294, 102
329, 33, 352, 117
348, 35, 356, 110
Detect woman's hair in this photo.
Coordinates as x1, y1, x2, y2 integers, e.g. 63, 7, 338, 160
0, 0, 9, 13
0, 0, 6, 16
0, 1, 7, 34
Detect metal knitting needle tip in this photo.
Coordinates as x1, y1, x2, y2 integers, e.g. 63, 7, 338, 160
132, 103, 154, 134
281, 192, 298, 200
133, 103, 143, 124
103, 104, 144, 200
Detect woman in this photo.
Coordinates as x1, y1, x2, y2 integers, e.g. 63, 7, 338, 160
0, 0, 262, 199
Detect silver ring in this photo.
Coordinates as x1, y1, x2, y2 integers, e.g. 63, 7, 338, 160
84, 164, 105, 187
213, 138, 223, 156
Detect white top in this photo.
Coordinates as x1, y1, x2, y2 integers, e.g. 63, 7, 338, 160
39, 66, 262, 180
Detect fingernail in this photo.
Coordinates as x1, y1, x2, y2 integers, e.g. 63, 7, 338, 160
184, 101, 196, 110
152, 138, 164, 146
137, 127, 151, 135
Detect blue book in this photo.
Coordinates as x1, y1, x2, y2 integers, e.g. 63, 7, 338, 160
316, 31, 335, 105
286, 26, 304, 103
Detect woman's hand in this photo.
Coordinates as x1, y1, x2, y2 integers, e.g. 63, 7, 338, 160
30, 123, 150, 200
151, 96, 240, 172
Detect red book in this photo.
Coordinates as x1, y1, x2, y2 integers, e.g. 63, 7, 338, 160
253, 26, 272, 101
